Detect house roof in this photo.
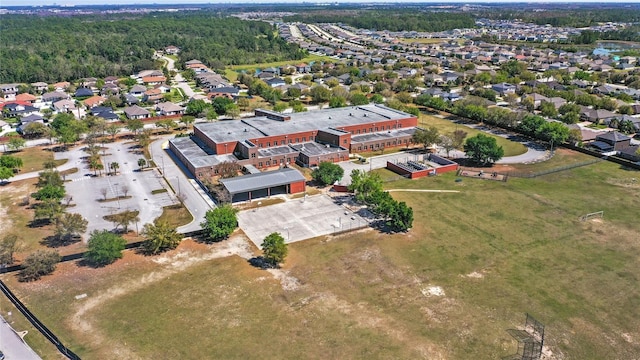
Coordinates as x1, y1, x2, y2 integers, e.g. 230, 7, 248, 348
156, 102, 184, 113
142, 76, 167, 83
130, 84, 147, 93
590, 141, 614, 151
83, 95, 106, 107
21, 114, 44, 123
75, 87, 94, 97
596, 131, 631, 143
124, 105, 150, 117
220, 168, 306, 195
15, 93, 37, 102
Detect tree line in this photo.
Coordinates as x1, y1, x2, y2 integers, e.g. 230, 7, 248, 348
0, 13, 306, 83
284, 11, 475, 32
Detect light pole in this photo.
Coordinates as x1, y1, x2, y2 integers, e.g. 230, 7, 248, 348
284, 227, 289, 241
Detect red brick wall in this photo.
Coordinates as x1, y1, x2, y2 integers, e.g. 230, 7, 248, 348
289, 180, 306, 194
386, 161, 431, 179
434, 163, 459, 174
335, 117, 417, 135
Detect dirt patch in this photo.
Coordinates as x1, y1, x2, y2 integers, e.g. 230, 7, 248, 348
310, 291, 447, 359
422, 286, 445, 297
463, 271, 485, 279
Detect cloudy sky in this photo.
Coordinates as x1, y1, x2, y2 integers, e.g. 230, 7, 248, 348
3, 0, 636, 6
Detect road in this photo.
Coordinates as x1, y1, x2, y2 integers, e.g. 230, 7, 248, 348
161, 55, 196, 100
0, 315, 41, 360
149, 136, 216, 233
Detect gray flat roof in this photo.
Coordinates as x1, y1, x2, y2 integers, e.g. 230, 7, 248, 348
195, 120, 265, 144
195, 105, 413, 146
351, 128, 416, 143
221, 168, 306, 195
170, 137, 238, 168
291, 142, 346, 156
244, 104, 411, 137
257, 145, 300, 158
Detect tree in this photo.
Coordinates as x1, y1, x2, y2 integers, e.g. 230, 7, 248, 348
126, 118, 144, 135
438, 135, 456, 157
387, 201, 413, 232
7, 136, 26, 151
217, 161, 242, 178
561, 112, 580, 124
106, 124, 120, 141
84, 230, 126, 266
261, 232, 288, 267
310, 85, 332, 104
463, 134, 504, 165
0, 167, 13, 182
349, 93, 369, 106
329, 96, 347, 108
33, 198, 63, 223
142, 221, 182, 255
37, 169, 63, 188
537, 122, 570, 144
138, 158, 147, 170
0, 155, 22, 170
348, 170, 384, 203
156, 119, 177, 133
412, 126, 440, 151
201, 205, 238, 241
273, 102, 288, 113
619, 120, 637, 134
33, 183, 65, 201
451, 129, 468, 150
212, 97, 234, 115
20, 250, 60, 281
110, 161, 119, 175
55, 213, 88, 244
225, 104, 241, 119
539, 101, 558, 118
311, 161, 344, 186
100, 188, 108, 200
0, 234, 19, 266
181, 115, 195, 131
111, 210, 139, 233
22, 122, 51, 139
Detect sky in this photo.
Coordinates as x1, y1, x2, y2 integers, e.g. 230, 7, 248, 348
3, 0, 638, 6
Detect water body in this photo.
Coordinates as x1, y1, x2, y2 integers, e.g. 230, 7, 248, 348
593, 41, 640, 57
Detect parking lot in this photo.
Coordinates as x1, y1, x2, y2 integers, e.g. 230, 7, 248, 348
237, 194, 369, 247
57, 141, 178, 237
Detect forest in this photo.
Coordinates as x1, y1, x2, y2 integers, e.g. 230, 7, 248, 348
477, 7, 640, 28
0, 13, 306, 83
283, 11, 476, 33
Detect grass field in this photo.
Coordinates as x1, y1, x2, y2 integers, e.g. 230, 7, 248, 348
2, 151, 640, 359
224, 54, 331, 82
419, 113, 528, 157
5, 146, 67, 173
155, 204, 193, 227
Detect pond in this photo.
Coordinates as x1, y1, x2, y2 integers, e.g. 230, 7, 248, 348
593, 41, 640, 57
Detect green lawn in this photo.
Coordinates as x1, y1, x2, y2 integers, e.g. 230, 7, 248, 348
419, 113, 528, 157
3, 152, 640, 359
224, 54, 332, 82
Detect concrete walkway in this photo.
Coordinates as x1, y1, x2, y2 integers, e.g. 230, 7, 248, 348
149, 136, 216, 234
0, 315, 41, 360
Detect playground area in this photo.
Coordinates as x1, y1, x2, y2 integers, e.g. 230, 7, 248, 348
457, 168, 508, 182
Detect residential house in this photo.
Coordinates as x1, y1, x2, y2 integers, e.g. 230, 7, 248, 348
130, 85, 147, 97
590, 131, 631, 152
31, 82, 48, 93
143, 88, 164, 103
53, 99, 77, 113
492, 83, 517, 95
580, 108, 617, 123
0, 84, 19, 100
15, 93, 37, 104
295, 63, 311, 73
265, 78, 286, 88
165, 46, 180, 55
141, 76, 167, 86
75, 87, 94, 98
52, 82, 70, 91
101, 83, 121, 96
2, 102, 40, 118
208, 86, 240, 99
156, 102, 185, 116
83, 95, 106, 108
123, 94, 140, 105
91, 106, 119, 122
17, 114, 45, 134
124, 105, 151, 120
42, 91, 70, 104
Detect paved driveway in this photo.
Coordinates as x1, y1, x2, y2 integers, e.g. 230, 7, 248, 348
237, 194, 368, 247
0, 315, 41, 360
